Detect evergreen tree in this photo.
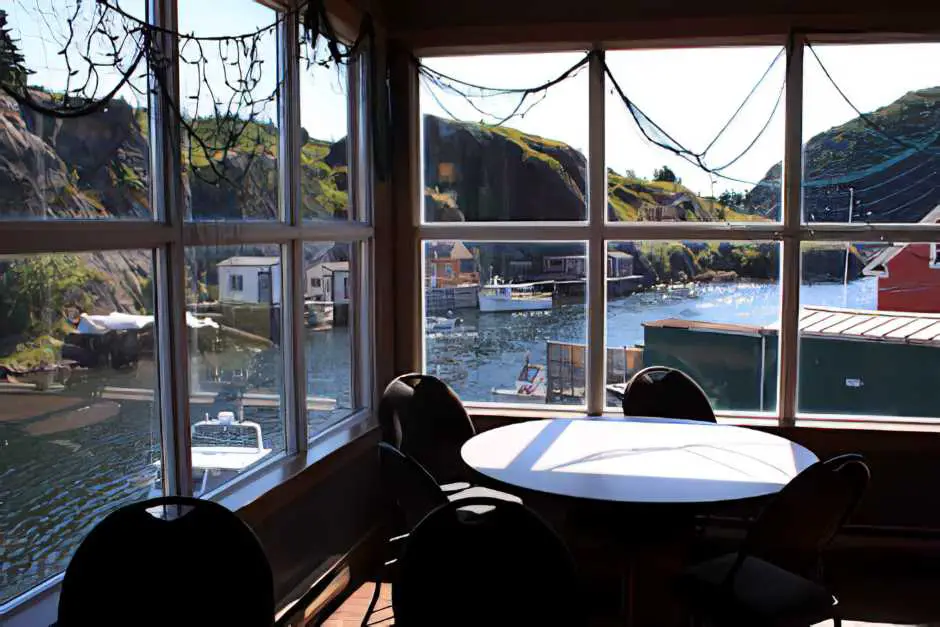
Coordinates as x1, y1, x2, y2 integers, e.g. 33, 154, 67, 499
0, 10, 30, 89
653, 165, 677, 183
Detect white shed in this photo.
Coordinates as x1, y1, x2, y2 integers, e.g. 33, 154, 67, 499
217, 256, 281, 305
306, 261, 350, 303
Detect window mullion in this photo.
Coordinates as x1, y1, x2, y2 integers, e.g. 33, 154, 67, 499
151, 0, 192, 496
587, 49, 606, 416
350, 49, 376, 410
278, 8, 307, 454
779, 33, 805, 427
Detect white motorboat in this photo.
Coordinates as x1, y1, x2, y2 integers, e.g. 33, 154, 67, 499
153, 411, 271, 496
478, 278, 553, 313
606, 382, 627, 401
491, 355, 548, 399
426, 316, 461, 332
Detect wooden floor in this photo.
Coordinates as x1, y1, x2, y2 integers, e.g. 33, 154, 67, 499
323, 582, 392, 626
322, 544, 940, 627
323, 580, 924, 627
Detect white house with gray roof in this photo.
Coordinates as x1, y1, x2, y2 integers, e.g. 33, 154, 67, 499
217, 256, 282, 306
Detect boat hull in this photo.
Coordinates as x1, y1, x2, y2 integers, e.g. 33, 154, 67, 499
479, 296, 553, 312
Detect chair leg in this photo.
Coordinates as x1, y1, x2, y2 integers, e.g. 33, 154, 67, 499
361, 580, 383, 627
362, 534, 403, 627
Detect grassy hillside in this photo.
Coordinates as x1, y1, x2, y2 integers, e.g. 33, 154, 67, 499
607, 171, 767, 222
749, 86, 940, 222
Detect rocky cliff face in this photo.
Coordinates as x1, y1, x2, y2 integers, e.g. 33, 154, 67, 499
748, 87, 940, 222
423, 114, 760, 223
423, 115, 587, 221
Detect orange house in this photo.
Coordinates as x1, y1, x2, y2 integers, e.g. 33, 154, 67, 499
426, 241, 480, 287
863, 206, 940, 314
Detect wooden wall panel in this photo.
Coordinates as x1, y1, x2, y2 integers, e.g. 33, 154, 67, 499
240, 431, 383, 602
383, 0, 940, 53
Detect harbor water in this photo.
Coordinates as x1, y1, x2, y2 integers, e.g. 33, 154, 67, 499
427, 278, 877, 402
2, 278, 876, 601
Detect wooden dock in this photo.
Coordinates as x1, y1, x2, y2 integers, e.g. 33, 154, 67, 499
426, 285, 479, 312
545, 341, 643, 403
99, 386, 338, 411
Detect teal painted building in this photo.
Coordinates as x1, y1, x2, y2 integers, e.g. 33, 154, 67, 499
642, 306, 940, 418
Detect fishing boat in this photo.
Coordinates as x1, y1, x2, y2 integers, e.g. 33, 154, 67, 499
478, 277, 553, 313
491, 355, 548, 399
153, 411, 271, 496
426, 316, 461, 332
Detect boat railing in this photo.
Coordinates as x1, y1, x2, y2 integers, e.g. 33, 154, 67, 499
191, 418, 265, 453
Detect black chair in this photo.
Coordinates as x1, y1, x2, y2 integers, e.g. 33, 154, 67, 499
379, 373, 476, 485
58, 496, 274, 627
393, 495, 582, 627
621, 366, 717, 423
677, 454, 871, 627
378, 442, 521, 528
365, 443, 521, 626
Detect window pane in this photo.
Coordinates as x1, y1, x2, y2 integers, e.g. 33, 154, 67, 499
305, 242, 356, 436
420, 53, 588, 222
179, 2, 280, 221
1, 251, 159, 602
605, 47, 784, 222
605, 241, 780, 413
300, 38, 352, 221
802, 42, 940, 224
185, 245, 285, 495
3, 2, 152, 220
798, 241, 940, 419
423, 241, 587, 405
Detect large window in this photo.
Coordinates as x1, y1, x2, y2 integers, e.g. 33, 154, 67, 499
417, 40, 940, 422
605, 241, 780, 413
420, 53, 589, 223
1, 252, 160, 601
423, 241, 587, 405
2, 0, 374, 609
605, 47, 785, 223
305, 241, 358, 431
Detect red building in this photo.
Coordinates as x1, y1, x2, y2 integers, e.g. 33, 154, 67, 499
426, 241, 480, 287
863, 207, 940, 313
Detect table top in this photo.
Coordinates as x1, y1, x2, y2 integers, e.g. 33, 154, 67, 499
460, 417, 818, 504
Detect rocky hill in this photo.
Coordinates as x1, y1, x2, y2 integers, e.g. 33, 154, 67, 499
747, 87, 940, 222
423, 115, 758, 222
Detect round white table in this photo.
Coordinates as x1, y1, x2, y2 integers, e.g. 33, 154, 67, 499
460, 417, 818, 504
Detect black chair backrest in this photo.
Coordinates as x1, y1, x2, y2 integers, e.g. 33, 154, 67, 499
621, 366, 717, 423
378, 441, 449, 530
379, 373, 476, 482
741, 453, 871, 576
58, 496, 274, 626
393, 496, 581, 627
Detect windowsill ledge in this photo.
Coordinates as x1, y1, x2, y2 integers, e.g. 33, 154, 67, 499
0, 410, 378, 627
466, 404, 940, 433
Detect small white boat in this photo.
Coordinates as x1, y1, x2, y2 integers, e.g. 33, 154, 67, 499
478, 278, 553, 313
153, 411, 271, 496
606, 382, 627, 401
426, 316, 460, 332
492, 355, 548, 399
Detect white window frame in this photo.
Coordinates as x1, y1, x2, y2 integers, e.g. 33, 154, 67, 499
415, 35, 940, 426
0, 0, 375, 614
